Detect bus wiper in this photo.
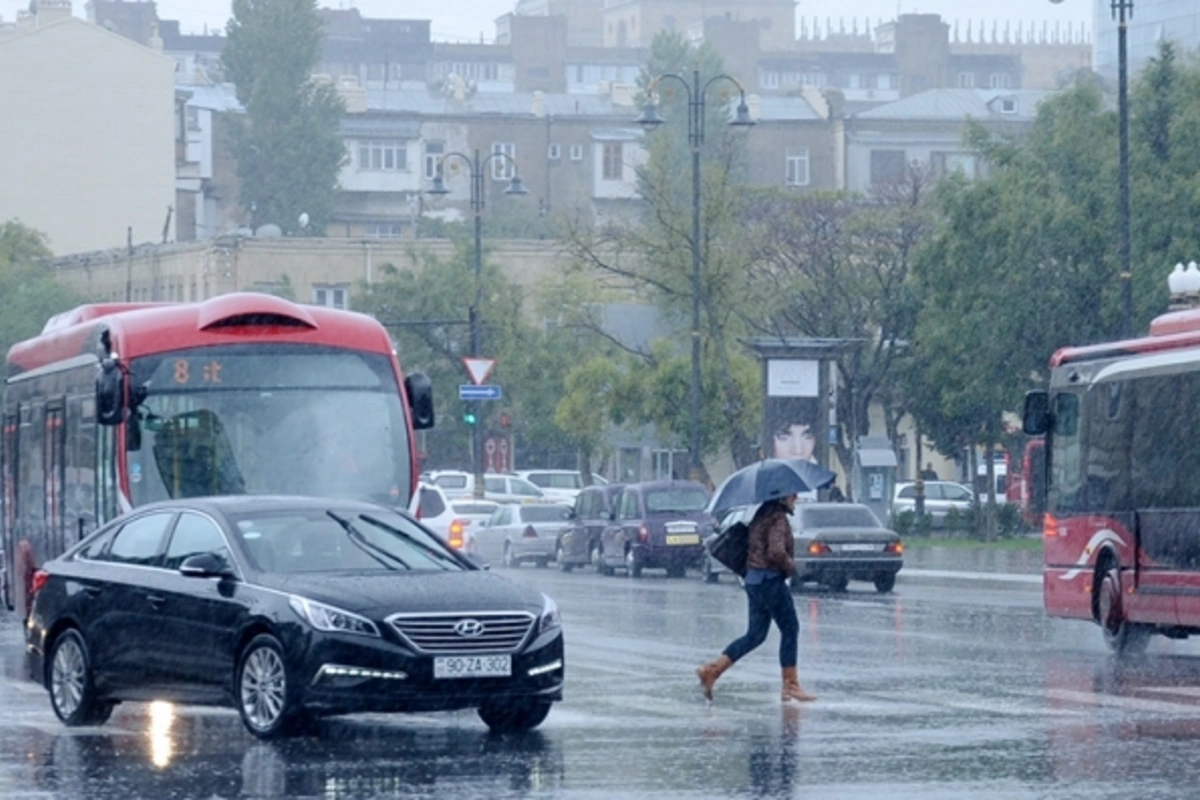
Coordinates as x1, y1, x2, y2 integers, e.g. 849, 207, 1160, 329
357, 513, 464, 569
326, 511, 408, 571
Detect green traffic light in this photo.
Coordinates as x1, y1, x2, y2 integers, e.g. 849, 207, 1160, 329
463, 412, 477, 425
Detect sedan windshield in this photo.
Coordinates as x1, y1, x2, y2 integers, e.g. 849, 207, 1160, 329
233, 508, 465, 573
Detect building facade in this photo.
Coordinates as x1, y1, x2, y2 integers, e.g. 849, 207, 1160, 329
0, 4, 176, 255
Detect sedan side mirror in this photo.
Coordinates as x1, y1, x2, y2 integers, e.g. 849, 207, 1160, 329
179, 553, 234, 578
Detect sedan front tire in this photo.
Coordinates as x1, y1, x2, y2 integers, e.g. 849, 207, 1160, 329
237, 634, 307, 740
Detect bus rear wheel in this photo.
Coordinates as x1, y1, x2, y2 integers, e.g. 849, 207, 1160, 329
1097, 563, 1151, 656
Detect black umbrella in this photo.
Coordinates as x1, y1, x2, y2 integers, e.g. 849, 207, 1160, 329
709, 459, 836, 515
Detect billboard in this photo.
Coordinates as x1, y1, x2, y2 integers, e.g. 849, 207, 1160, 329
764, 359, 821, 464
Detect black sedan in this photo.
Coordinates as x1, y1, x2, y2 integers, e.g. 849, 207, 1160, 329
25, 496, 564, 739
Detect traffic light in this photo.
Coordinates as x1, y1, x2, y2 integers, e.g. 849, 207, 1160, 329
463, 409, 478, 425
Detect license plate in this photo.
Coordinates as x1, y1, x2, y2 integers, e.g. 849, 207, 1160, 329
433, 655, 511, 679
839, 543, 879, 552
666, 534, 700, 545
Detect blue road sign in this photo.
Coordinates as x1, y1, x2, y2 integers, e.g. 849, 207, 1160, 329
459, 384, 502, 401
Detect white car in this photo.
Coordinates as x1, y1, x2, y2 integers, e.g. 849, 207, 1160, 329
428, 470, 546, 503
892, 481, 975, 527
470, 502, 573, 568
410, 482, 499, 552
515, 470, 590, 502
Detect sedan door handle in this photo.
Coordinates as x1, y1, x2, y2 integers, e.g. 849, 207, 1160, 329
83, 586, 103, 598
145, 594, 166, 608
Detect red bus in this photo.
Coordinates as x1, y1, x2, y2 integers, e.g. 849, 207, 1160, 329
1023, 306, 1200, 654
2, 293, 434, 617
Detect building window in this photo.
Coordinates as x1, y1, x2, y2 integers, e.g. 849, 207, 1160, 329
365, 222, 404, 239
998, 97, 1017, 114
313, 284, 349, 309
491, 142, 515, 180
762, 70, 779, 89
989, 72, 1012, 89
785, 148, 810, 187
931, 151, 976, 179
601, 142, 623, 181
958, 72, 976, 88
185, 107, 201, 131
358, 140, 407, 172
569, 144, 583, 161
548, 143, 561, 160
423, 141, 444, 179
869, 149, 907, 185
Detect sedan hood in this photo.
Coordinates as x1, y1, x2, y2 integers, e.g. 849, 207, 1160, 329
258, 569, 546, 617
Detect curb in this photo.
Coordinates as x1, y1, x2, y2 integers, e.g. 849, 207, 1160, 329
898, 567, 1041, 586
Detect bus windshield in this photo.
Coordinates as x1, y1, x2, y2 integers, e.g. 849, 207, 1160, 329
125, 345, 413, 507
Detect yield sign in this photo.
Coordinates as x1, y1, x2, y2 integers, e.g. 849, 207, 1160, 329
462, 357, 495, 386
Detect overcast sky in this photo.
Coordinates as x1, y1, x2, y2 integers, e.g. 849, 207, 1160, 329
4, 0, 1092, 41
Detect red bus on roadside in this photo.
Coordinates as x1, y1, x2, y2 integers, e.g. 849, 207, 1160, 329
2, 293, 434, 618
1023, 305, 1200, 654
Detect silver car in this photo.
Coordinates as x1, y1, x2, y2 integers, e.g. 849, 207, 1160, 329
892, 481, 975, 527
474, 503, 572, 568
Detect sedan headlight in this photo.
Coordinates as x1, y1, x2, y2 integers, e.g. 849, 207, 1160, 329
288, 595, 380, 637
538, 593, 561, 634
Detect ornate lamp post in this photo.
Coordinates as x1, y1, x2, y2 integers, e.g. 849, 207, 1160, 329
427, 149, 527, 497
637, 68, 754, 480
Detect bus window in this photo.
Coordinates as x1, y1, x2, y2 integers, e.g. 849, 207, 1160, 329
1051, 392, 1083, 512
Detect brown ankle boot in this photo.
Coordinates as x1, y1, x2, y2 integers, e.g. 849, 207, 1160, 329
696, 654, 734, 701
781, 666, 815, 702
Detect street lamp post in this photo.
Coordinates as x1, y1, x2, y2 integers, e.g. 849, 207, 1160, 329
427, 148, 527, 497
1054, 0, 1133, 336
637, 68, 754, 481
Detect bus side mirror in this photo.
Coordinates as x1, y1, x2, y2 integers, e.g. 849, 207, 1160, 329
96, 359, 126, 426
405, 372, 435, 430
1022, 390, 1050, 436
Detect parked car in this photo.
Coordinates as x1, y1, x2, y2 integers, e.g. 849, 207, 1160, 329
598, 480, 712, 578
556, 483, 626, 572
514, 470, 589, 502
790, 502, 904, 592
473, 503, 573, 568
24, 495, 564, 739
411, 483, 498, 552
429, 471, 546, 503
892, 481, 975, 527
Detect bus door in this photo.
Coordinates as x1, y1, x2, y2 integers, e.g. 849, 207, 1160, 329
44, 403, 66, 560
2, 413, 17, 610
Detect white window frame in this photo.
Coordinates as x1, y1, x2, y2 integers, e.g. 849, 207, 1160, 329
364, 222, 404, 239
785, 148, 810, 187
989, 72, 1012, 89
548, 143, 561, 160
601, 142, 623, 181
569, 144, 583, 161
491, 142, 515, 180
423, 141, 444, 180
358, 140, 407, 172
312, 284, 349, 309
958, 72, 976, 88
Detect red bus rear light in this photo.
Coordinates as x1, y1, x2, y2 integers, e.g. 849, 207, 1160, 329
1044, 514, 1059, 540
448, 520, 465, 549
885, 541, 904, 555
807, 541, 831, 556
30, 569, 50, 597
638, 524, 649, 543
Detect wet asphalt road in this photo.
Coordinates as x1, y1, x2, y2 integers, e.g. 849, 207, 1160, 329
5, 551, 1200, 799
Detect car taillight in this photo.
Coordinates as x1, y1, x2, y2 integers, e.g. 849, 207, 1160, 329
522, 525, 538, 539
448, 520, 465, 549
638, 524, 649, 543
29, 569, 50, 597
885, 541, 904, 555
807, 541, 831, 556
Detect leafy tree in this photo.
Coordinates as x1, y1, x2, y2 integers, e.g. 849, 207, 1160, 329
0, 220, 80, 374
222, 0, 346, 235
562, 32, 761, 477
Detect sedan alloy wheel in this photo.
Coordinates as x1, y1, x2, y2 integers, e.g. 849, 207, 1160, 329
237, 634, 301, 739
49, 629, 112, 726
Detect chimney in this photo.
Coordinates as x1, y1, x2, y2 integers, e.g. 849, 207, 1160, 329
531, 90, 546, 117
36, 0, 73, 25
148, 20, 162, 52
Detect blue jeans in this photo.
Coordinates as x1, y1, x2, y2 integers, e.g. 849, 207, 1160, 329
723, 575, 798, 668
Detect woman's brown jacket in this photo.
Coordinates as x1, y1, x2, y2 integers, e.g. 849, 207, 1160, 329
744, 501, 795, 576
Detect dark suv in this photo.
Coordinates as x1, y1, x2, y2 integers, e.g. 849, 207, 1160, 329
598, 480, 712, 578
556, 483, 624, 572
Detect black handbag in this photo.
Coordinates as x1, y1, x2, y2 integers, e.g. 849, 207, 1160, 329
707, 521, 749, 577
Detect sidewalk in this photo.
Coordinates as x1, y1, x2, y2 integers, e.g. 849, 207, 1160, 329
898, 544, 1043, 587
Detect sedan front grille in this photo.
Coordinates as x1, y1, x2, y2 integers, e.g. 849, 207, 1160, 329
386, 612, 536, 655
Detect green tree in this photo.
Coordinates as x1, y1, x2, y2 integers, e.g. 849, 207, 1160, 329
0, 220, 80, 371
222, 0, 345, 235
563, 32, 761, 477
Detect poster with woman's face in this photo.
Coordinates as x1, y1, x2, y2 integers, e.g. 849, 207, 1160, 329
765, 360, 820, 465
